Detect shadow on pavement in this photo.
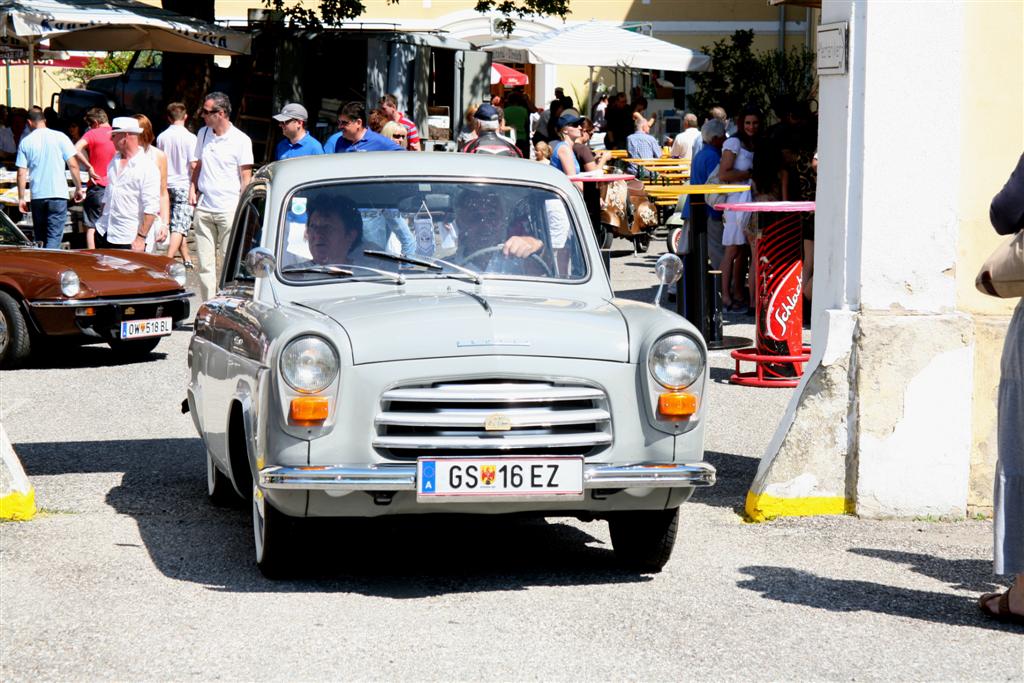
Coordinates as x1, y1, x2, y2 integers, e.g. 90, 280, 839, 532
847, 548, 1005, 593
736, 565, 1022, 632
689, 450, 757, 516
15, 438, 651, 594
19, 342, 170, 370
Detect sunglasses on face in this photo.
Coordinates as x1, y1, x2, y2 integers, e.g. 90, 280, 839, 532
338, 119, 357, 127
392, 134, 407, 140
201, 108, 221, 116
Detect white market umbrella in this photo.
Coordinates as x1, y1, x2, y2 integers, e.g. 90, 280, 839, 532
0, 0, 251, 105
485, 21, 711, 72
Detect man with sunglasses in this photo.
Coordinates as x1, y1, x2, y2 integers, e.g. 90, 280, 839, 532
273, 102, 323, 160
189, 91, 254, 301
332, 101, 404, 153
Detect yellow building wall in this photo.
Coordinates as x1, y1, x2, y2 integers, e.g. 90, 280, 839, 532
3, 64, 81, 110
958, 0, 1023, 513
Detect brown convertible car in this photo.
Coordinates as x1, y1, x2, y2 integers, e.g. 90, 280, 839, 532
0, 212, 191, 367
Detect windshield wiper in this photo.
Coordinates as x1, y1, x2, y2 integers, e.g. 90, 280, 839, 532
281, 262, 405, 285
363, 249, 482, 285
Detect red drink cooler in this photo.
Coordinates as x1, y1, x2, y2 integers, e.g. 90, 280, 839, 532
715, 201, 815, 387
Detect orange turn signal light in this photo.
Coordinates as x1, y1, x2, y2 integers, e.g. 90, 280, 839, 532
658, 391, 698, 418
290, 396, 329, 424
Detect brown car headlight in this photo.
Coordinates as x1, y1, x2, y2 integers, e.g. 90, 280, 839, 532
60, 270, 80, 297
166, 262, 187, 287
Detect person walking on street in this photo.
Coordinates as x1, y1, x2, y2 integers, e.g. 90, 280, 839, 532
73, 107, 116, 249
16, 109, 85, 248
93, 117, 160, 251
333, 102, 403, 153
273, 103, 323, 160
978, 151, 1024, 626
190, 91, 254, 301
157, 102, 198, 268
134, 114, 170, 253
460, 104, 521, 157
379, 94, 421, 151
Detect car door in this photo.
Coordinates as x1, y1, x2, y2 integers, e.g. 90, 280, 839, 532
197, 184, 268, 469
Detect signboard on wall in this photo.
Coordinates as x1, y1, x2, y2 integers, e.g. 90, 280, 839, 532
817, 21, 848, 76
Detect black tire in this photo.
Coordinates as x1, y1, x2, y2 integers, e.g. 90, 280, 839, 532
635, 235, 651, 253
608, 507, 679, 572
207, 450, 238, 506
0, 291, 31, 368
253, 490, 295, 579
108, 336, 161, 359
597, 224, 614, 250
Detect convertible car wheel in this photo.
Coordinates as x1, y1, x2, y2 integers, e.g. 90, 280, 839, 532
253, 489, 294, 579
207, 450, 238, 506
607, 507, 680, 572
0, 291, 31, 368
108, 336, 161, 359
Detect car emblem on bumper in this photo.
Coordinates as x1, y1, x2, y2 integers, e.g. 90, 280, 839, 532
484, 413, 512, 431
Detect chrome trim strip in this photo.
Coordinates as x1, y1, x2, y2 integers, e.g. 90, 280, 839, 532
28, 291, 192, 308
372, 432, 613, 450
259, 461, 715, 491
375, 407, 611, 429
381, 385, 605, 403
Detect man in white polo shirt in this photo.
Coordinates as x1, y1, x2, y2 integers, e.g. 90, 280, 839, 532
189, 91, 254, 301
93, 117, 160, 251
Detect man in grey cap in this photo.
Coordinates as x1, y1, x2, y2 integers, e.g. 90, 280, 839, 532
274, 102, 323, 160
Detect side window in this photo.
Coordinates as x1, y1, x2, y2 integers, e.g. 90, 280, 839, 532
224, 189, 266, 285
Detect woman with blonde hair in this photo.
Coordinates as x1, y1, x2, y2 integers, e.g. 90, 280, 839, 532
380, 121, 410, 150
133, 114, 169, 252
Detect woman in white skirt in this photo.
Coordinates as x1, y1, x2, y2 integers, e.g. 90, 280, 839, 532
718, 108, 761, 311
134, 114, 169, 252
979, 152, 1024, 625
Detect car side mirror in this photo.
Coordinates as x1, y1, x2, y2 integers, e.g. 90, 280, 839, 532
246, 247, 276, 278
654, 253, 683, 305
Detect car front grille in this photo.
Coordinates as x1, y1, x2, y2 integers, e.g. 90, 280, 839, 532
373, 380, 613, 459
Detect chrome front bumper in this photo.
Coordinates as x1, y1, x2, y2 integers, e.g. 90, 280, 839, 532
259, 462, 716, 491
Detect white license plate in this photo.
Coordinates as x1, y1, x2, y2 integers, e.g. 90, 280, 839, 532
119, 317, 173, 339
417, 457, 584, 502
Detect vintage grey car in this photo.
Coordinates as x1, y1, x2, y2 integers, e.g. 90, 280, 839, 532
186, 153, 715, 577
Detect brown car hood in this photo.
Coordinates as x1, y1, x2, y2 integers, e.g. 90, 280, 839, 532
0, 247, 182, 300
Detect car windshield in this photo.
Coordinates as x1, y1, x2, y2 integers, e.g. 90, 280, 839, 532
278, 180, 588, 283
0, 212, 30, 246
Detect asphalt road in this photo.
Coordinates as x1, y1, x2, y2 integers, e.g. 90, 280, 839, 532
2, 235, 1022, 681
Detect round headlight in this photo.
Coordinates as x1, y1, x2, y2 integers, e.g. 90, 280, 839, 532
167, 262, 187, 287
648, 334, 704, 389
60, 270, 80, 297
281, 336, 339, 393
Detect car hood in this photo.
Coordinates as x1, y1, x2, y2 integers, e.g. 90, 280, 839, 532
0, 247, 181, 299
300, 290, 629, 364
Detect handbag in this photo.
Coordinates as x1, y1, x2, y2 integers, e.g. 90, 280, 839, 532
975, 230, 1024, 298
704, 163, 730, 209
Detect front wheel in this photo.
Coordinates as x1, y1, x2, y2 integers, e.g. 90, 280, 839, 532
253, 488, 295, 579
607, 507, 679, 572
667, 227, 684, 255
108, 336, 161, 360
0, 291, 31, 368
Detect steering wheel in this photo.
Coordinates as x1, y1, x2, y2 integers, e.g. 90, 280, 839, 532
459, 245, 554, 277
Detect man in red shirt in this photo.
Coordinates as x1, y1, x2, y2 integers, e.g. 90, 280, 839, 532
74, 108, 116, 249
379, 94, 421, 151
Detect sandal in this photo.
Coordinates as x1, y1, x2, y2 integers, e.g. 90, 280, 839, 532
183, 260, 194, 270
978, 590, 1024, 625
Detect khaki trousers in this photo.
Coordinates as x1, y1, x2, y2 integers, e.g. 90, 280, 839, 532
192, 209, 233, 301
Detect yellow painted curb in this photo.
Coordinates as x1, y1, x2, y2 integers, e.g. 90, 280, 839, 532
745, 490, 852, 522
0, 488, 36, 521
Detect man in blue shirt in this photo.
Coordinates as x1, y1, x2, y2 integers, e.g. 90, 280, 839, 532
16, 110, 86, 248
625, 118, 662, 177
333, 101, 403, 153
273, 103, 323, 160
684, 118, 727, 269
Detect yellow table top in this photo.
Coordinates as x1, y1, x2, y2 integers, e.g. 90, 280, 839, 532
670, 184, 750, 195
623, 158, 690, 165
605, 149, 629, 158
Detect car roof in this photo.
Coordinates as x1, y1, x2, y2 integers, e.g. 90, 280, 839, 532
255, 151, 577, 193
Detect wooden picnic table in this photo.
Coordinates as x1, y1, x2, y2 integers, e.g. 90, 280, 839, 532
623, 158, 691, 165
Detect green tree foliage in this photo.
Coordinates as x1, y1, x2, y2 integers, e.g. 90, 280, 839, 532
689, 30, 816, 123
65, 52, 134, 87
261, 0, 570, 35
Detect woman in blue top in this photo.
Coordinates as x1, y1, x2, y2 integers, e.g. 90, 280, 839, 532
550, 114, 584, 192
